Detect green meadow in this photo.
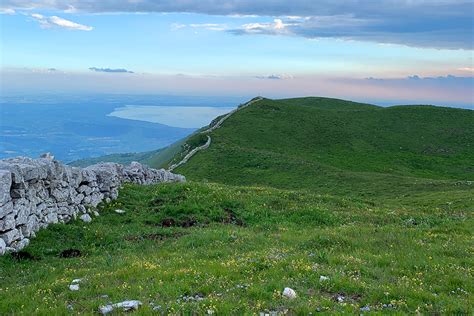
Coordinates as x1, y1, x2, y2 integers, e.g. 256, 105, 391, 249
1, 97, 473, 314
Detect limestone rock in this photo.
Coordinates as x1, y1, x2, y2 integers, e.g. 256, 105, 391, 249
0, 214, 15, 231
0, 155, 185, 254
0, 170, 12, 206
69, 284, 80, 291
282, 287, 297, 299
80, 214, 92, 223
0, 238, 6, 255
99, 305, 114, 315
11, 238, 29, 251
99, 300, 142, 315
0, 228, 22, 244
0, 201, 13, 218
113, 300, 142, 311
360, 305, 371, 312
40, 152, 54, 161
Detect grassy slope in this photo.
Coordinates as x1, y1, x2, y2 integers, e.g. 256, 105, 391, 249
1, 182, 472, 314
176, 97, 474, 205
1, 97, 473, 314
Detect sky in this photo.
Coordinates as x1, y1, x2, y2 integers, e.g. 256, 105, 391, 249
0, 0, 473, 106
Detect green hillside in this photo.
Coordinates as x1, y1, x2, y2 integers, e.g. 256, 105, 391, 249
173, 97, 473, 205
2, 97, 473, 314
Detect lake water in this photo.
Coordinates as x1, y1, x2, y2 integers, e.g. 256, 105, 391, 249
0, 94, 244, 161
108, 105, 236, 128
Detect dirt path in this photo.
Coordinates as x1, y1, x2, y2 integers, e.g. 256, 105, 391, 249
200, 97, 263, 134
168, 135, 211, 171
168, 97, 263, 172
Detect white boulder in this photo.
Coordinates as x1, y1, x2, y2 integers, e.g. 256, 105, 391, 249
282, 287, 297, 299
99, 300, 142, 314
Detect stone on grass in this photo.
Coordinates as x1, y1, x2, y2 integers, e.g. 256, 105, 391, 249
93, 211, 100, 217
80, 214, 92, 223
113, 300, 142, 311
335, 294, 345, 302
69, 284, 79, 291
99, 300, 142, 314
282, 287, 297, 299
260, 311, 279, 316
360, 305, 371, 312
99, 305, 114, 314
114, 209, 125, 214
319, 275, 330, 281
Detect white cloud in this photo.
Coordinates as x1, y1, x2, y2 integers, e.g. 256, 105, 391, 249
30, 13, 93, 31
171, 23, 227, 31
189, 23, 226, 31
240, 19, 290, 35
458, 67, 474, 72
171, 23, 186, 30
0, 8, 15, 14
1, 0, 471, 49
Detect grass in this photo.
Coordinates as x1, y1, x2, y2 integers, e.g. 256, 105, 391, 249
174, 97, 474, 206
1, 182, 472, 314
2, 97, 473, 314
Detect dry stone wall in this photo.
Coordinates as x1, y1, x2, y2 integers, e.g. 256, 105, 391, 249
0, 154, 185, 255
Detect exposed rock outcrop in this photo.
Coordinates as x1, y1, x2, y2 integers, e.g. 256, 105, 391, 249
0, 155, 185, 254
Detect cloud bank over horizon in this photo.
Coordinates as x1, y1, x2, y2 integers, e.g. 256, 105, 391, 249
2, 0, 473, 49
89, 67, 134, 74
1, 68, 472, 108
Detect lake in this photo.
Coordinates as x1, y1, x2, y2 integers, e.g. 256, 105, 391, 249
108, 105, 235, 128
0, 94, 245, 162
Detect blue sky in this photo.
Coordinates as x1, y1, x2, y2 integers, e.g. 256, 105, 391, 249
0, 0, 473, 106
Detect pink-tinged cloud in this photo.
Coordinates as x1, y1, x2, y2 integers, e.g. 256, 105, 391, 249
1, 69, 472, 108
